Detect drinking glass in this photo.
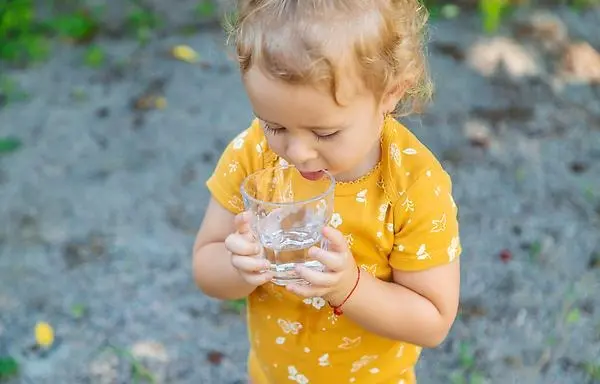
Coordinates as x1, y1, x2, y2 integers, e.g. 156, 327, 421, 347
241, 165, 335, 286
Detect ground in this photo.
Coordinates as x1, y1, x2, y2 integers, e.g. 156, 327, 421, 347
0, 4, 599, 384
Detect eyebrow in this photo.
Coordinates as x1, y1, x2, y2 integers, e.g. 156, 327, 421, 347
254, 112, 345, 131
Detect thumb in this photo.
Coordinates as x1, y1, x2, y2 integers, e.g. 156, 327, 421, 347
322, 226, 348, 253
234, 211, 252, 234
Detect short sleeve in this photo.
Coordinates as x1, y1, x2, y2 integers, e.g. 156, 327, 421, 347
206, 120, 265, 214
389, 168, 461, 271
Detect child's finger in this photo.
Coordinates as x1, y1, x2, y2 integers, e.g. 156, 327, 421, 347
225, 233, 261, 256
244, 270, 274, 286
309, 246, 346, 272
234, 211, 252, 234
231, 254, 270, 273
322, 226, 348, 253
296, 265, 337, 287
286, 282, 327, 298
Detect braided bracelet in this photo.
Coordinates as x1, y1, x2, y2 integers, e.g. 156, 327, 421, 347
328, 265, 361, 316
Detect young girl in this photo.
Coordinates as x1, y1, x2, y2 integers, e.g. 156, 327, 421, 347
193, 1, 461, 383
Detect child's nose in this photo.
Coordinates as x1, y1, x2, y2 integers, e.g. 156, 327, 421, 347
285, 137, 318, 166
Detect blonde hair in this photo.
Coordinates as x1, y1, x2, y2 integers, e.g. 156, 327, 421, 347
226, 0, 433, 116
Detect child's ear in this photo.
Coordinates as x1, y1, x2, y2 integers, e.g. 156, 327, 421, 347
380, 82, 406, 115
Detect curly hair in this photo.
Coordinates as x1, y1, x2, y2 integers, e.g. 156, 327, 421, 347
227, 0, 433, 116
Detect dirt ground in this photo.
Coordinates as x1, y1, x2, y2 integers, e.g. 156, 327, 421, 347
1, 4, 599, 384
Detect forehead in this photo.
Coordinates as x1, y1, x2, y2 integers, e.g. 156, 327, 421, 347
243, 66, 373, 127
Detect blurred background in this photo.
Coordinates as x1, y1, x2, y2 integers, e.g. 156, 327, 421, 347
1, 0, 599, 383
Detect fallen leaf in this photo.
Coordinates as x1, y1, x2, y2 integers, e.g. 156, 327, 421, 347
154, 97, 167, 109
467, 37, 540, 78
499, 249, 512, 263
171, 45, 200, 64
559, 42, 600, 84
133, 94, 165, 111
514, 11, 568, 52
131, 341, 168, 363
458, 299, 488, 320
570, 161, 588, 174
464, 119, 492, 148
34, 321, 54, 348
206, 350, 225, 365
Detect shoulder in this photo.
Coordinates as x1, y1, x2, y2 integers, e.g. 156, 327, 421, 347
380, 117, 454, 207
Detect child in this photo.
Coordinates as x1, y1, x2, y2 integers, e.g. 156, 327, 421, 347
193, 0, 461, 383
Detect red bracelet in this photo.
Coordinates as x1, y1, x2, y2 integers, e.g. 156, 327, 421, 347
328, 265, 361, 316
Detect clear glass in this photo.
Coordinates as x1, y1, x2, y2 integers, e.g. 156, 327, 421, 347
241, 165, 335, 286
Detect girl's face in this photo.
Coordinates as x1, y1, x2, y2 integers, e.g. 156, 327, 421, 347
243, 66, 396, 182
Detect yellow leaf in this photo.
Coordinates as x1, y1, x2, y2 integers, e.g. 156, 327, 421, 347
171, 45, 199, 64
34, 321, 54, 348
154, 97, 167, 109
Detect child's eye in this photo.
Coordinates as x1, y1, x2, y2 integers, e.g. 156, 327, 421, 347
315, 131, 339, 141
263, 122, 284, 135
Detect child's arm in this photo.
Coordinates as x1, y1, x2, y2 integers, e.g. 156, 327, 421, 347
329, 259, 459, 348
192, 198, 258, 300
293, 227, 459, 348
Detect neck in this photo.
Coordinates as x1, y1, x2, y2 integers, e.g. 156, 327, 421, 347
335, 136, 382, 182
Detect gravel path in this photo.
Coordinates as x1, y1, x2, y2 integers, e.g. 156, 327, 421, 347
1, 6, 599, 384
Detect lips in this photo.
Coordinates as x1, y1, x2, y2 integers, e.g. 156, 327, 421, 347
299, 170, 325, 181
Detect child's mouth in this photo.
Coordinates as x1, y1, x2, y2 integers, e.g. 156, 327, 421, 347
299, 170, 325, 181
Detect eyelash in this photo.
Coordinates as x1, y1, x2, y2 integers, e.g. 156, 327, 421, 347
263, 122, 338, 141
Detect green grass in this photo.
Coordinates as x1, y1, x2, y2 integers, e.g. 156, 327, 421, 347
583, 361, 600, 381
448, 341, 487, 384
105, 345, 157, 384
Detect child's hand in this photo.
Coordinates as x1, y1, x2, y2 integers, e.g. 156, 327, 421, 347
225, 212, 273, 286
287, 226, 359, 306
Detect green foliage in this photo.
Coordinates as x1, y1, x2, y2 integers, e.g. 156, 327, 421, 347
0, 0, 101, 65
126, 6, 161, 44
197, 0, 217, 17
83, 44, 105, 68
479, 0, 510, 33
0, 0, 49, 63
0, 137, 22, 154
0, 356, 19, 380
48, 10, 99, 42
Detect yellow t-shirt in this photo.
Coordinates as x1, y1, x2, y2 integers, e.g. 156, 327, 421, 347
206, 116, 461, 384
